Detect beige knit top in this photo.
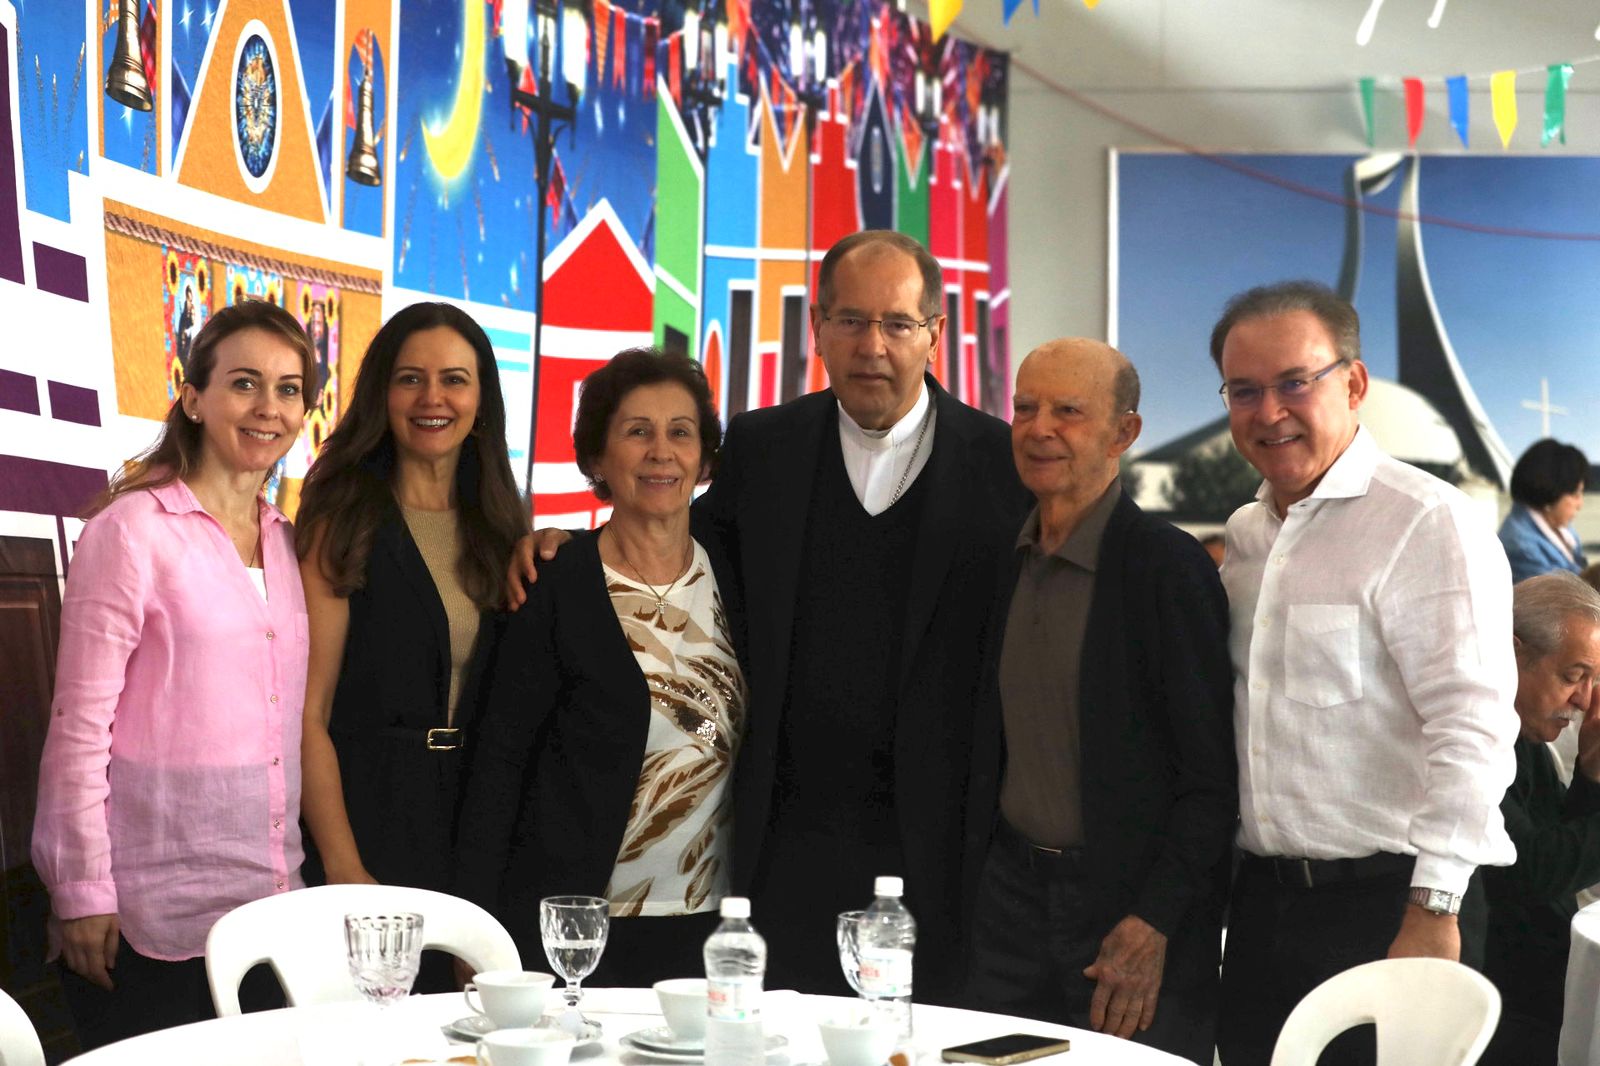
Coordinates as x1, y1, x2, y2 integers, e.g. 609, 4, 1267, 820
400, 506, 481, 724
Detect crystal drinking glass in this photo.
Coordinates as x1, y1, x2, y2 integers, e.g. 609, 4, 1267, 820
540, 895, 610, 1018
344, 912, 425, 1007
836, 910, 866, 995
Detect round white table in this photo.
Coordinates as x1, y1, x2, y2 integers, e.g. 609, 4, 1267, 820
1560, 901, 1600, 1066
65, 986, 1191, 1065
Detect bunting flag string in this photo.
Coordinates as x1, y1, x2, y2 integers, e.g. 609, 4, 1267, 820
593, 0, 611, 80
1357, 54, 1599, 149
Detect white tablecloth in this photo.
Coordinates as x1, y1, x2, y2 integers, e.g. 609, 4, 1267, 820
1562, 902, 1600, 1065
65, 986, 1190, 1065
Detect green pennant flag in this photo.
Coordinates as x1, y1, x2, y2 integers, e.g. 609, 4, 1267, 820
1544, 63, 1574, 146
1360, 77, 1376, 146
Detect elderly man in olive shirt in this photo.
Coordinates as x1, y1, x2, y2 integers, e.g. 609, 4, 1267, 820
967, 340, 1237, 1066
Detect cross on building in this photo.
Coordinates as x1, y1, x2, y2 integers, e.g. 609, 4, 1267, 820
1521, 378, 1568, 439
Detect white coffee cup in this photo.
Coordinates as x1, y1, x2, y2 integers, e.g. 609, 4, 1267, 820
476, 1027, 576, 1066
653, 977, 709, 1041
818, 1014, 898, 1066
463, 971, 557, 1029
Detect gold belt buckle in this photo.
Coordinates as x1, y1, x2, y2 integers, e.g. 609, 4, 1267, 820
426, 727, 462, 751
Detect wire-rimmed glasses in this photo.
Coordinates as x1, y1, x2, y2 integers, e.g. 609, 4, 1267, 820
1218, 358, 1348, 410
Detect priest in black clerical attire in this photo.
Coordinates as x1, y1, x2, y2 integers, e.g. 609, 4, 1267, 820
695, 231, 1030, 1000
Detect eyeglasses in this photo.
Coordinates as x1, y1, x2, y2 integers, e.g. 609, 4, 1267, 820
821, 313, 938, 344
1219, 359, 1348, 410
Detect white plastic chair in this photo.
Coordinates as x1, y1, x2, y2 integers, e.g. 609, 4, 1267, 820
1270, 957, 1501, 1066
0, 987, 46, 1066
205, 883, 520, 1016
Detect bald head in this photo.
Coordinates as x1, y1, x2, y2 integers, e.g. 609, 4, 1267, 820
1012, 338, 1143, 512
1019, 339, 1140, 415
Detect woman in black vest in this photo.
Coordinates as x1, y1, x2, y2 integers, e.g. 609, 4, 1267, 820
296, 303, 525, 989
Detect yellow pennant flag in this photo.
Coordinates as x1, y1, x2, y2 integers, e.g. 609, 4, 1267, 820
1490, 69, 1518, 147
1085, 0, 1101, 7
929, 0, 962, 41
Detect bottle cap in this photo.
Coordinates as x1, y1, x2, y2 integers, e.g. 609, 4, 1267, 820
721, 896, 751, 919
874, 875, 904, 897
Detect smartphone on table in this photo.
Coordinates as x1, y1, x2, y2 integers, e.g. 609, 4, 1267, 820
941, 1033, 1072, 1064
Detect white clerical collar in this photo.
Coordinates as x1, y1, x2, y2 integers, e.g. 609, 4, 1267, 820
837, 383, 930, 453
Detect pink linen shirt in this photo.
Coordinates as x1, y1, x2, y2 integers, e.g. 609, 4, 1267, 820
31, 479, 308, 961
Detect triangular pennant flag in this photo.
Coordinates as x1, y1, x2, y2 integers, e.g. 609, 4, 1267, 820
1002, 0, 1025, 23
613, 7, 627, 89
1084, 0, 1101, 7
643, 18, 658, 97
1403, 77, 1424, 145
1544, 63, 1573, 146
669, 32, 682, 104
1446, 74, 1468, 147
593, 0, 611, 77
1359, 77, 1375, 146
139, 1, 159, 97
1490, 69, 1517, 147
929, 0, 961, 42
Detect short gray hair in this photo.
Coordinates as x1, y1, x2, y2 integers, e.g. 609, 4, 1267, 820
1209, 280, 1361, 370
1513, 571, 1600, 662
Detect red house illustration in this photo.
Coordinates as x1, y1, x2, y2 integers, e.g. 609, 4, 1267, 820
530, 199, 656, 528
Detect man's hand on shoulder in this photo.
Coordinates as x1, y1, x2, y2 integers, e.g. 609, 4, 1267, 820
1387, 905, 1460, 961
504, 528, 573, 609
1082, 915, 1167, 1039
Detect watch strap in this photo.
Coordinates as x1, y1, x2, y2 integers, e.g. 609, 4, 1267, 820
1407, 886, 1462, 916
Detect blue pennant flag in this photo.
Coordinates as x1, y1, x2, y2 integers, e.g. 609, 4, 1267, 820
1003, 0, 1025, 22
1447, 75, 1469, 147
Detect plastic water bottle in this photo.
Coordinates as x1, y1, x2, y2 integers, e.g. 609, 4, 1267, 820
858, 875, 916, 1042
704, 896, 767, 1066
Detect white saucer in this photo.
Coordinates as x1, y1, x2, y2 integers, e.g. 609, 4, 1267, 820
621, 1028, 788, 1062
443, 1014, 603, 1047
626, 1026, 705, 1054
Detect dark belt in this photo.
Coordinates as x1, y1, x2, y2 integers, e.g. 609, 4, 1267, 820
360, 726, 466, 751
994, 817, 1085, 874
1242, 850, 1412, 889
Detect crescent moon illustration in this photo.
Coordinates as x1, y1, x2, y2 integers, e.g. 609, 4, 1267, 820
421, 0, 485, 183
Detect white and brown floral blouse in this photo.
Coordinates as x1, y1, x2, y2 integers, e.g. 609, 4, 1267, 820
600, 539, 749, 917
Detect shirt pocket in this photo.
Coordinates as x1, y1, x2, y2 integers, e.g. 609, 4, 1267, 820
1284, 603, 1363, 708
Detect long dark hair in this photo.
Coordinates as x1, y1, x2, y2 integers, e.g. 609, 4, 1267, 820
295, 302, 527, 609
86, 299, 317, 517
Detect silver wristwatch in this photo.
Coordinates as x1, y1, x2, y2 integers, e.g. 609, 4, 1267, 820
1407, 886, 1463, 916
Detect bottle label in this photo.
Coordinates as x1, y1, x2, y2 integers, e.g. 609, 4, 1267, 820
858, 947, 912, 997
707, 975, 763, 1022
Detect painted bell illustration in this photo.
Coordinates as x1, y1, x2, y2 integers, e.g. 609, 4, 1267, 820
104, 0, 152, 112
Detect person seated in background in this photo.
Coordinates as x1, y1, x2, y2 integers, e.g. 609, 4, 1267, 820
1500, 438, 1589, 585
33, 301, 316, 1048
1481, 571, 1600, 1066
456, 348, 748, 986
295, 303, 526, 991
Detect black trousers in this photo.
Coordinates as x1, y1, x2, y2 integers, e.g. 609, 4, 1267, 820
1216, 854, 1487, 1066
966, 822, 1218, 1066
58, 935, 284, 1052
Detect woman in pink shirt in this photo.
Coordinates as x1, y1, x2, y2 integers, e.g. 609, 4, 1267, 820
32, 300, 317, 1049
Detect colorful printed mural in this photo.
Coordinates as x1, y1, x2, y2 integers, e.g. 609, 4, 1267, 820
1, 0, 1011, 553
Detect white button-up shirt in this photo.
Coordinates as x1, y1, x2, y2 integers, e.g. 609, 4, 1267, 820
837, 383, 935, 516
1223, 425, 1517, 895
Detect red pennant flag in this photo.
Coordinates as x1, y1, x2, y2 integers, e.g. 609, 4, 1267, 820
139, 1, 158, 95
669, 33, 682, 104
1403, 77, 1425, 145
593, 0, 611, 77
643, 18, 658, 95
547, 154, 565, 221
612, 7, 626, 89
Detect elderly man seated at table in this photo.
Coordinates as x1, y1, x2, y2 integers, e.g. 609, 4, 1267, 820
1481, 571, 1600, 1066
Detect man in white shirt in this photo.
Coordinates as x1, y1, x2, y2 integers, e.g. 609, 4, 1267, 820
1210, 281, 1518, 1066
